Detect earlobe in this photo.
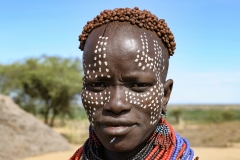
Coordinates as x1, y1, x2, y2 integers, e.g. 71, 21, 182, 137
162, 79, 174, 113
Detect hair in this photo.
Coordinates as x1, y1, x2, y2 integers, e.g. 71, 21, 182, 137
79, 7, 176, 56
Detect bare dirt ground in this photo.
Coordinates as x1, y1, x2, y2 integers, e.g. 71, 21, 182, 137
22, 145, 240, 160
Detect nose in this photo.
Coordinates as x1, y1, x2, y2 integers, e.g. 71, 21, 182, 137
103, 85, 132, 115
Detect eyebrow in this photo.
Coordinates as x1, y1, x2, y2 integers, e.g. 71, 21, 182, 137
121, 71, 157, 82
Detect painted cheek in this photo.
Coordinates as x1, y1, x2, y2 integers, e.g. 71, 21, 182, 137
125, 84, 163, 125
82, 89, 111, 126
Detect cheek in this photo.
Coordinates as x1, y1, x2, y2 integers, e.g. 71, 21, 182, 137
125, 84, 164, 125
81, 89, 110, 126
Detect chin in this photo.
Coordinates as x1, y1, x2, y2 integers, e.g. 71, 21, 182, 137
102, 137, 144, 154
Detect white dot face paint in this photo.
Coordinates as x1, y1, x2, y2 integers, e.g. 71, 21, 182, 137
81, 36, 111, 126
122, 32, 165, 125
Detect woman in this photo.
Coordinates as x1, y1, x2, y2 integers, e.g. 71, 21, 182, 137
70, 7, 198, 160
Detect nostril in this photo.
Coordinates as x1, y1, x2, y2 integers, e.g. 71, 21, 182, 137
103, 87, 132, 115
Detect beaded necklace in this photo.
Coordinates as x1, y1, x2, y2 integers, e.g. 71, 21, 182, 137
70, 118, 199, 160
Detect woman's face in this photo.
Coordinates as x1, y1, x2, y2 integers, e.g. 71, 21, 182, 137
81, 22, 170, 154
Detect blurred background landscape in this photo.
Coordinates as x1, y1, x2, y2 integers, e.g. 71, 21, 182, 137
0, 0, 240, 160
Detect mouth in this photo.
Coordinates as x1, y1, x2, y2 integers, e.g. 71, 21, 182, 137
100, 122, 137, 136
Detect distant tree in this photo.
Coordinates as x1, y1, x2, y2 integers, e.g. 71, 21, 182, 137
170, 108, 184, 124
0, 56, 83, 127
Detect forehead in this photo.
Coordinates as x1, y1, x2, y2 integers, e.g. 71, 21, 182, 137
83, 22, 169, 78
85, 22, 167, 57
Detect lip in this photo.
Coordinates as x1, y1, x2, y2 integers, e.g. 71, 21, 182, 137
101, 124, 136, 136
98, 119, 137, 136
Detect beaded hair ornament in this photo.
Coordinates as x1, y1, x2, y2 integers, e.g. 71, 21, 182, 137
79, 7, 176, 56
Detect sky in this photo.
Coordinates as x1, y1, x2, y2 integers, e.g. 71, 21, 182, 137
0, 0, 239, 104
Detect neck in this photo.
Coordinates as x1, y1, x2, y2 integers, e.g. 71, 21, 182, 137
103, 141, 146, 160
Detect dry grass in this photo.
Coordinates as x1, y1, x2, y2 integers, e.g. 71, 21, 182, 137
54, 119, 89, 145
173, 121, 240, 147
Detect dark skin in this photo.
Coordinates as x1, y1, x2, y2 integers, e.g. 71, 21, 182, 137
81, 21, 173, 160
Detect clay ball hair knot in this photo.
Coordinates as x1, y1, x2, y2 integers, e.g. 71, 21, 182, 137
79, 7, 176, 56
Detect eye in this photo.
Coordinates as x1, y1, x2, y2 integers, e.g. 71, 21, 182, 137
130, 83, 151, 92
132, 83, 150, 87
90, 82, 105, 87
87, 82, 107, 91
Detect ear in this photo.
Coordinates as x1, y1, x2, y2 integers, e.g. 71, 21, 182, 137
162, 79, 173, 114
